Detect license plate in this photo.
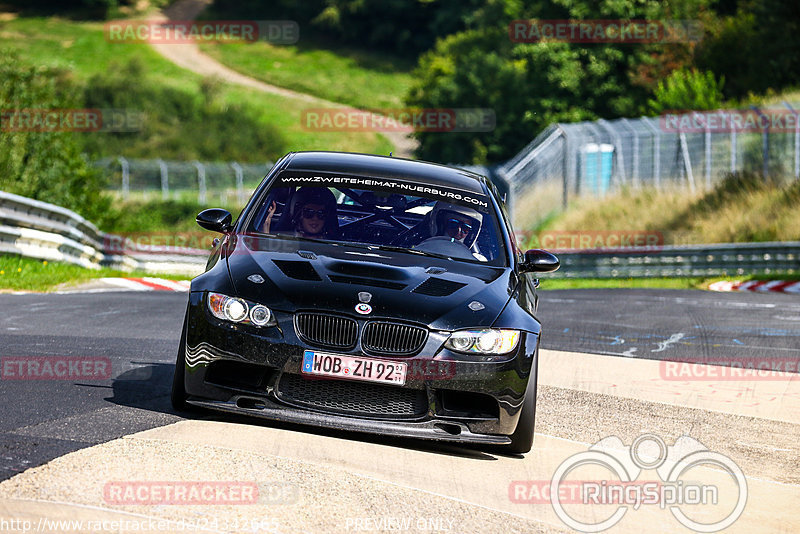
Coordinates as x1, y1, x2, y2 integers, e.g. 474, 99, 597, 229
301, 350, 407, 386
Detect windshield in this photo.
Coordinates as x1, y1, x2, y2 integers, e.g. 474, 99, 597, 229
245, 172, 507, 266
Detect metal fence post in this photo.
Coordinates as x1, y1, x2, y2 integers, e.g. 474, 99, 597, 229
158, 159, 169, 200
730, 120, 737, 173
750, 106, 769, 178
785, 101, 799, 179
231, 162, 245, 205
117, 156, 129, 200
193, 161, 207, 204
679, 133, 696, 194
620, 119, 640, 187
598, 119, 626, 188
556, 126, 569, 209
703, 113, 712, 188
642, 117, 661, 189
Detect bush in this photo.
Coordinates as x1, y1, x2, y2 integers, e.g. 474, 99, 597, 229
696, 0, 800, 99
79, 59, 287, 162
647, 69, 725, 114
0, 51, 110, 221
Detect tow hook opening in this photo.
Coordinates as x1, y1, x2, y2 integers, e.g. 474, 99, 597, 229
433, 422, 462, 435
236, 397, 266, 410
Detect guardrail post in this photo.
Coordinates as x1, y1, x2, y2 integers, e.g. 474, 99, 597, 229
193, 161, 207, 204
231, 162, 244, 205
158, 159, 169, 200
117, 156, 129, 199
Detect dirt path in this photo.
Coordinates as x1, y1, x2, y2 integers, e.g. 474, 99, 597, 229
148, 0, 418, 158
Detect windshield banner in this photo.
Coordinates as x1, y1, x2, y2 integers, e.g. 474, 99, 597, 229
276, 174, 491, 211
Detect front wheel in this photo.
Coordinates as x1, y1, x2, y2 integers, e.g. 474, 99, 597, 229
171, 309, 191, 412
505, 371, 537, 454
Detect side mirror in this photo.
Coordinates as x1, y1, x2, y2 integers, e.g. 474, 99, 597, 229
520, 249, 560, 273
196, 208, 232, 233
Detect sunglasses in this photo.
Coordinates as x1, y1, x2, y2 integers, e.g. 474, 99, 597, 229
445, 218, 474, 233
301, 208, 327, 220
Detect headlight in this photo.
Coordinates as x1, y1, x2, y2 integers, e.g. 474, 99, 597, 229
444, 329, 520, 355
207, 292, 276, 327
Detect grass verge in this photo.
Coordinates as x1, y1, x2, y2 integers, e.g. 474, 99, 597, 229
0, 254, 190, 293
538, 274, 800, 291
199, 40, 414, 110
523, 171, 800, 247
0, 16, 394, 158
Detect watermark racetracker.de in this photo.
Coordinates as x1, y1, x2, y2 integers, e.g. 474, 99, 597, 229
659, 357, 800, 381
510, 433, 747, 532
660, 108, 800, 133
104, 20, 298, 44
103, 480, 298, 506
517, 230, 664, 253
509, 20, 702, 43
300, 108, 495, 133
0, 109, 144, 132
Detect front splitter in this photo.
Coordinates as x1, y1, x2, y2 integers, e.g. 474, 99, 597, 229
187, 396, 511, 446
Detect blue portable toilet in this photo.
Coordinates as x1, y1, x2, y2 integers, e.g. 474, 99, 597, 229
583, 143, 614, 195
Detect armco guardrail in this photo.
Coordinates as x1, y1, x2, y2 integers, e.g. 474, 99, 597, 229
547, 241, 800, 278
0, 190, 206, 276
3, 190, 798, 279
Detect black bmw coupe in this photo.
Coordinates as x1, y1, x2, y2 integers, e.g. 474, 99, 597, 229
172, 151, 559, 453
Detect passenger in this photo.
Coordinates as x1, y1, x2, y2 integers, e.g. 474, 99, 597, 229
260, 187, 339, 238
289, 187, 339, 239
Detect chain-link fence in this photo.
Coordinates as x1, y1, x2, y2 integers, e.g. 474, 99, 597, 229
93, 157, 274, 206
498, 102, 800, 228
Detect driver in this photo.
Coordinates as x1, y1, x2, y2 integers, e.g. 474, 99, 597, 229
289, 187, 339, 239
428, 202, 487, 261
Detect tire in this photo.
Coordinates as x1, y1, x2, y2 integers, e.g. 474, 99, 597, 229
170, 310, 191, 412
505, 369, 538, 454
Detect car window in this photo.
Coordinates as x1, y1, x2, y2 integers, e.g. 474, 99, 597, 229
246, 172, 507, 266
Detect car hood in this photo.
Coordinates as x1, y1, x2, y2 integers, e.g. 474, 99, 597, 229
226, 235, 515, 330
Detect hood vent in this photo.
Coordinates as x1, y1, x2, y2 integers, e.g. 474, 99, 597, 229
425, 267, 447, 275
272, 260, 322, 281
329, 261, 405, 281
412, 277, 466, 297
329, 275, 406, 290
297, 250, 317, 260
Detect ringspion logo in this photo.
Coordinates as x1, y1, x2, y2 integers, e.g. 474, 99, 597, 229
539, 434, 747, 532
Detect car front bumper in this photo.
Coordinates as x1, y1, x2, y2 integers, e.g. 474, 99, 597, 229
182, 292, 539, 445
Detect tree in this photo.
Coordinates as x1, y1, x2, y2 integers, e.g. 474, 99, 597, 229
0, 52, 109, 220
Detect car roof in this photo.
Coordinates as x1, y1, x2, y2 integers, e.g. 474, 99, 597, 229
281, 151, 489, 195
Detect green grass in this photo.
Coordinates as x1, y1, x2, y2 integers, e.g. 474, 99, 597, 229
0, 254, 190, 292
0, 16, 394, 156
538, 274, 800, 290
525, 172, 800, 247
199, 40, 414, 109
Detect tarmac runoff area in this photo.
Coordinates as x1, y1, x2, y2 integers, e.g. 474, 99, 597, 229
0, 349, 798, 533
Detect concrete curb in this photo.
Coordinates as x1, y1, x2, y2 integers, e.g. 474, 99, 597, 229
709, 280, 800, 293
